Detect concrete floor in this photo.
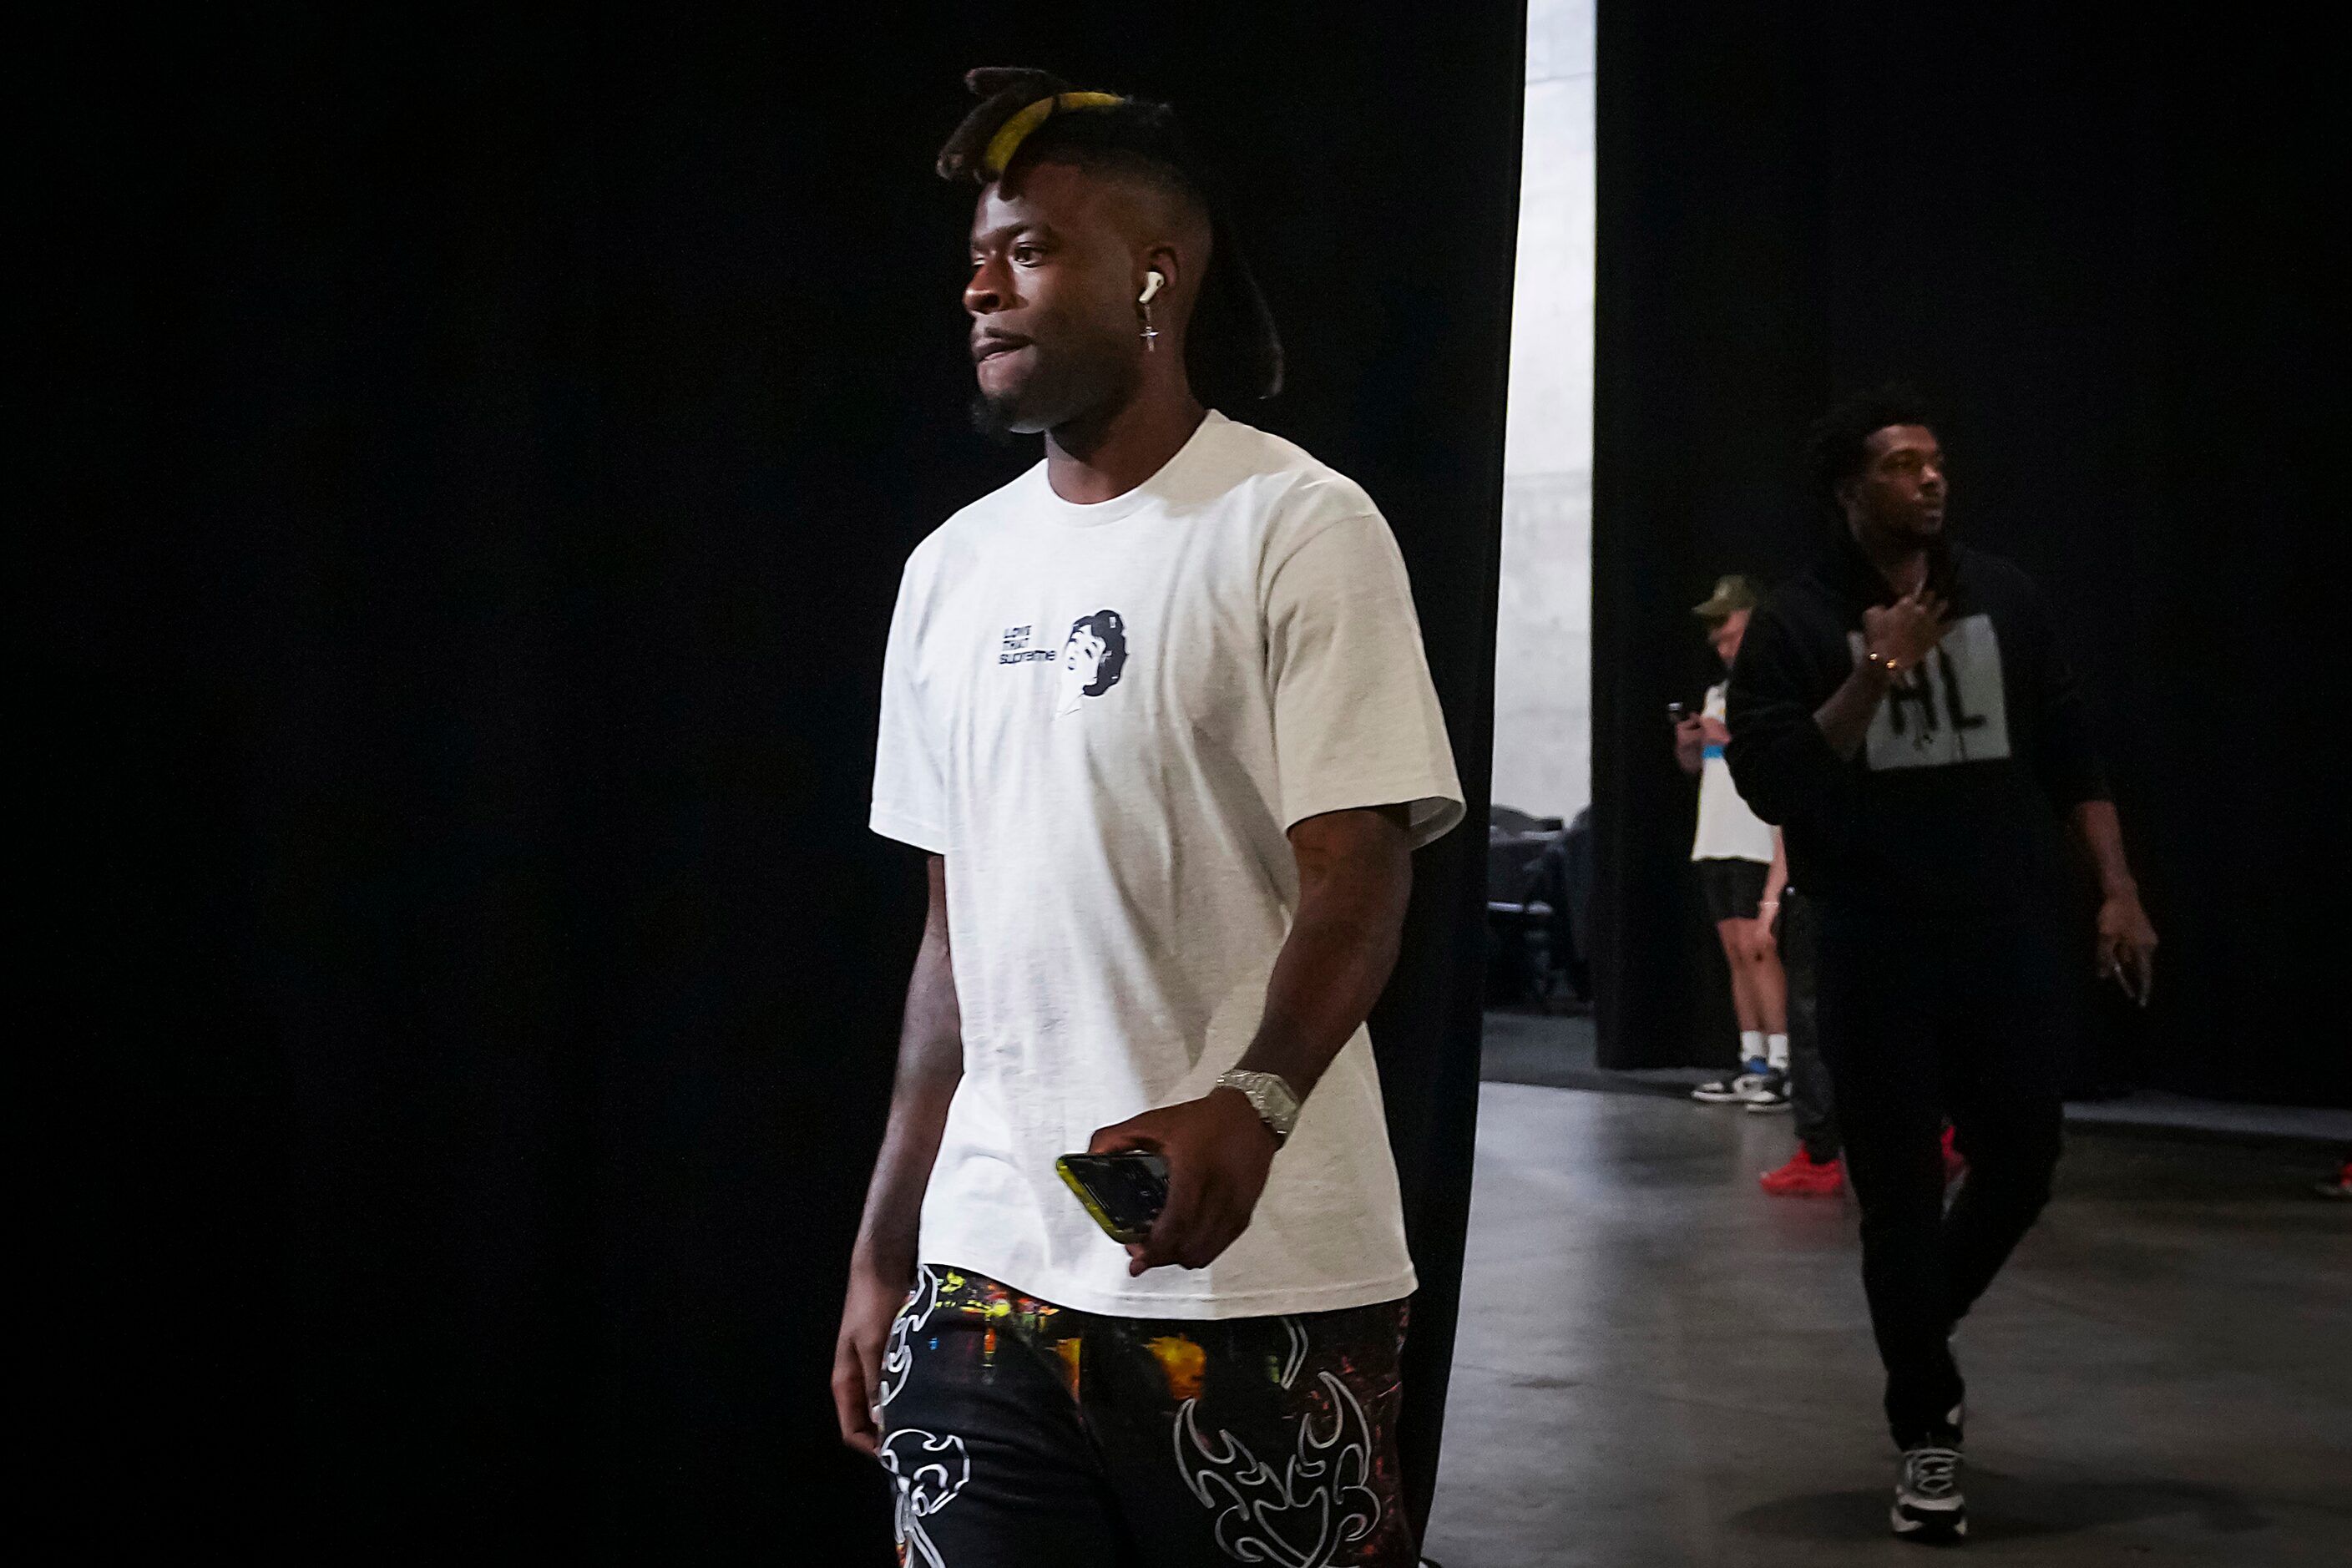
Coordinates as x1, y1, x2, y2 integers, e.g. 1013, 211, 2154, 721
1423, 1083, 2352, 1566
1476, 1009, 2352, 1148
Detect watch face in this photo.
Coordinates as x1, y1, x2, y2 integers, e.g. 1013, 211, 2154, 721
1252, 1076, 1298, 1125
1220, 1070, 1297, 1137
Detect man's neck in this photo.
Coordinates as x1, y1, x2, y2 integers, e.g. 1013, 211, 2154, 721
1044, 384, 1206, 505
1849, 519, 1930, 596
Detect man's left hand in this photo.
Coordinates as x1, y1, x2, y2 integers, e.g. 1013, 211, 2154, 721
1090, 1087, 1277, 1277
2096, 891, 2159, 1005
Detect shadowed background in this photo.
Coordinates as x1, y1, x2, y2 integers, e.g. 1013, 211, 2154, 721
1590, 2, 2339, 1105
30, 3, 1521, 1559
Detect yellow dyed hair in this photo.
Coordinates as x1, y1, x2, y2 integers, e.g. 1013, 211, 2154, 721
980, 92, 1126, 180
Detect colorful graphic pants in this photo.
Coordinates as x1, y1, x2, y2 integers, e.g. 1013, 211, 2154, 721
876, 1266, 1415, 1567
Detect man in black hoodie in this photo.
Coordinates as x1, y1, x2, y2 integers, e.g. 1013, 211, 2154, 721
1726, 387, 2157, 1544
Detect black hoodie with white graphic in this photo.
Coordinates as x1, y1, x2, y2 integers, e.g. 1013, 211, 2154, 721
1724, 534, 2108, 916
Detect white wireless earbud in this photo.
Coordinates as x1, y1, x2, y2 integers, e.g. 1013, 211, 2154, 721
1137, 271, 1166, 306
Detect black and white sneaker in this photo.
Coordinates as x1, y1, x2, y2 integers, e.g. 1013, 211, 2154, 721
1891, 1442, 1966, 1542
1743, 1070, 1792, 1112
1692, 1070, 1767, 1104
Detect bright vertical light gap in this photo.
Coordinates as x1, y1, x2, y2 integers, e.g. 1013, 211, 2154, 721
1490, 0, 1596, 826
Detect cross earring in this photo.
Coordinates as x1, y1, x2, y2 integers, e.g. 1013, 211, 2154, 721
1140, 301, 1157, 351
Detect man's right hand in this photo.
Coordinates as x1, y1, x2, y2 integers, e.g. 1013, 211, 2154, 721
1673, 715, 1707, 773
1860, 588, 1952, 671
832, 1261, 909, 1457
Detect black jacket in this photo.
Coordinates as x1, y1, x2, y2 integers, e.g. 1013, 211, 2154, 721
1724, 534, 2107, 915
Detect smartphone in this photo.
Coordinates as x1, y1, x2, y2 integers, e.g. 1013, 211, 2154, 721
1055, 1151, 1170, 1244
1667, 701, 1689, 723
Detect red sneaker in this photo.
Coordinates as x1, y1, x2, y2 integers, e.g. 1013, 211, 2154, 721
1761, 1148, 1845, 1197
1941, 1124, 1968, 1185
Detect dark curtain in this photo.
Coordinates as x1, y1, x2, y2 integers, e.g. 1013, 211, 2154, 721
33, 5, 1520, 1559
1591, 3, 2341, 1108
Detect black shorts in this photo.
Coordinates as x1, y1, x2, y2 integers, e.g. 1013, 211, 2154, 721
1696, 857, 1769, 923
876, 1266, 1417, 1566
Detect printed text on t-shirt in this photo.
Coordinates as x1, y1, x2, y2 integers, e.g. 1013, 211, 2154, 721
1847, 614, 2014, 770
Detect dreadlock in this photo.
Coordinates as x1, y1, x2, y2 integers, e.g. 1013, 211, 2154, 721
938, 68, 1284, 406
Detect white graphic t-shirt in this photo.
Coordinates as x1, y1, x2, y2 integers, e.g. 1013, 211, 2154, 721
1691, 682, 1776, 863
871, 412, 1464, 1319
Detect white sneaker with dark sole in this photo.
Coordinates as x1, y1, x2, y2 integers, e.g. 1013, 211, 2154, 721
1891, 1443, 1966, 1542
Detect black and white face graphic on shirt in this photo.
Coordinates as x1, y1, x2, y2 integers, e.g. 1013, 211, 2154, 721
1054, 609, 1128, 717
1848, 613, 2013, 770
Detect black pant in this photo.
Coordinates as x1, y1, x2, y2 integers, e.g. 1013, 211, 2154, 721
1818, 905, 2068, 1448
1778, 888, 1838, 1163
877, 1266, 1417, 1566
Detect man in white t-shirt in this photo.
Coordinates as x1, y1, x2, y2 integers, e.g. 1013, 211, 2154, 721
1677, 576, 1793, 1108
831, 71, 1461, 1566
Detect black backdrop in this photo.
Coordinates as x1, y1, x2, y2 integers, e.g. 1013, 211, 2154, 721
1590, 3, 2343, 1109
34, 5, 1522, 1559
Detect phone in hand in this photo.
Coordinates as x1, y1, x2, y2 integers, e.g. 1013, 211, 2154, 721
1667, 701, 1689, 723
1056, 1151, 1170, 1244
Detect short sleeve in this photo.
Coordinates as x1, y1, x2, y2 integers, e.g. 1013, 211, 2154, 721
1265, 514, 1464, 847
870, 558, 950, 853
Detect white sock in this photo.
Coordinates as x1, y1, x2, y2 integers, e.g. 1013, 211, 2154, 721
1740, 1030, 1766, 1070
1767, 1033, 1790, 1071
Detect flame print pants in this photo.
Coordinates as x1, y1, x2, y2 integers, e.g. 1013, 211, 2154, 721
875, 1265, 1415, 1568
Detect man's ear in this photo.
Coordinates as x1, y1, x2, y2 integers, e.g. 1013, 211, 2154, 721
1141, 244, 1184, 305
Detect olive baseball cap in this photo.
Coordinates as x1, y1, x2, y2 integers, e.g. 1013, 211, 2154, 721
1692, 574, 1760, 624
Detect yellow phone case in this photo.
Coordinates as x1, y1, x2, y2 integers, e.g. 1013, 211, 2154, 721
1055, 1155, 1153, 1244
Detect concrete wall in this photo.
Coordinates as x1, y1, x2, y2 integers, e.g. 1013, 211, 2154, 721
1490, 0, 1596, 823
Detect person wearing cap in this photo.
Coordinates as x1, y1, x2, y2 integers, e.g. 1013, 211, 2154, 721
833, 72, 1460, 1565
1679, 574, 1795, 1111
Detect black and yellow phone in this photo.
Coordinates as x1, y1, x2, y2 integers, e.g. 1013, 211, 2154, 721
1055, 1151, 1170, 1245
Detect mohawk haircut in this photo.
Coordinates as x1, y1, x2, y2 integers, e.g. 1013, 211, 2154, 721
1807, 383, 1938, 512
938, 68, 1285, 406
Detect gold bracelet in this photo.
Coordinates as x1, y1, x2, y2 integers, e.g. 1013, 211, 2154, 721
1866, 649, 1900, 675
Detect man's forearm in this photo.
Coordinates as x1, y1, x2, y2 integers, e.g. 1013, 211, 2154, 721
849, 860, 964, 1286
1233, 807, 1412, 1100
1235, 898, 1402, 1100
851, 1055, 959, 1286
1814, 660, 1894, 761
2070, 798, 2138, 898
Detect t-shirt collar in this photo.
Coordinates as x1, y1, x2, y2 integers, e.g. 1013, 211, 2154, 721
1031, 409, 1228, 527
